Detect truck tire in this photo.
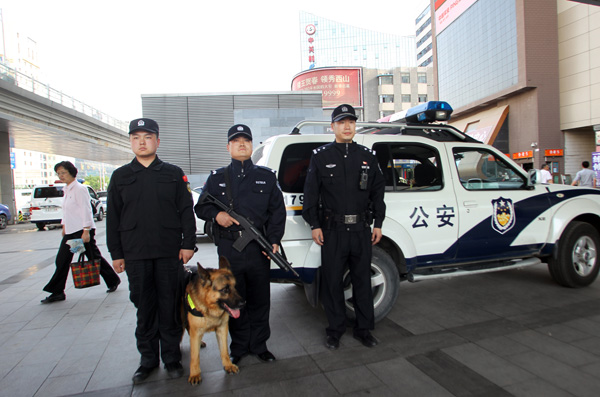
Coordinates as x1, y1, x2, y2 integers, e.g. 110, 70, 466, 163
36, 222, 46, 231
343, 245, 400, 323
548, 221, 600, 287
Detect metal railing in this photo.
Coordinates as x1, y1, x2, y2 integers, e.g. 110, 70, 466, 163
0, 62, 128, 132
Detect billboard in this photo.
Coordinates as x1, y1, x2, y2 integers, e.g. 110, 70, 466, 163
291, 67, 363, 108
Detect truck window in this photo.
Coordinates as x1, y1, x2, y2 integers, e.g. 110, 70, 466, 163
453, 148, 526, 190
278, 142, 324, 193
372, 143, 442, 192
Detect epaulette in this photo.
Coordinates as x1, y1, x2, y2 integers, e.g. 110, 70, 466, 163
211, 167, 226, 175
256, 165, 277, 174
312, 143, 332, 155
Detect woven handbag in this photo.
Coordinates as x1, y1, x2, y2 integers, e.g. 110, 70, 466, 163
71, 253, 101, 289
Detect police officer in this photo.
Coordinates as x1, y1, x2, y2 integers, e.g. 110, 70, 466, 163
195, 124, 285, 365
107, 118, 196, 384
303, 104, 386, 349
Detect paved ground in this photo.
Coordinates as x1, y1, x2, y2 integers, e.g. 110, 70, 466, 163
1, 221, 600, 396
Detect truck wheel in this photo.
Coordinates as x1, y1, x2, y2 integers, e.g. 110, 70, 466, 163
96, 208, 104, 221
36, 222, 46, 231
343, 246, 400, 323
548, 221, 600, 287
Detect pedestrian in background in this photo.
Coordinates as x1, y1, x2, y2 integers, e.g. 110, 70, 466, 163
41, 161, 120, 304
195, 124, 285, 365
571, 161, 596, 187
540, 163, 553, 184
107, 118, 196, 384
302, 104, 386, 350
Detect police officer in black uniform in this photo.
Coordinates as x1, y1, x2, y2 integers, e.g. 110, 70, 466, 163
303, 104, 386, 350
195, 124, 285, 365
107, 118, 196, 384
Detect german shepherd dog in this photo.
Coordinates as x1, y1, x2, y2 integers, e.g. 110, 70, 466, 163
183, 257, 245, 385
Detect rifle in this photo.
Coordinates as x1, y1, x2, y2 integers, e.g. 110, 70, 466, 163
200, 192, 299, 277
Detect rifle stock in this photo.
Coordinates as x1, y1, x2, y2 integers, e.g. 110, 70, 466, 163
201, 192, 299, 277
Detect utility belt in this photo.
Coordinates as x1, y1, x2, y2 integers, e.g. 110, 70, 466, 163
322, 209, 372, 227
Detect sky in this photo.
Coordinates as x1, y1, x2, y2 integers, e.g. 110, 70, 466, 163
1, 0, 429, 121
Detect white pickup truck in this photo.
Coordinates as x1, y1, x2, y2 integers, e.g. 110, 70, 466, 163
254, 101, 600, 322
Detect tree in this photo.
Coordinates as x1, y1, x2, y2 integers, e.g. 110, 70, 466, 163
82, 175, 109, 191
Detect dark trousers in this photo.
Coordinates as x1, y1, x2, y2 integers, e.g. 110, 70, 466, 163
125, 257, 183, 367
43, 229, 120, 295
320, 229, 374, 338
218, 239, 271, 356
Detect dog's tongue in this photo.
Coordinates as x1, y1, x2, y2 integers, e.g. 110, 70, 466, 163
225, 304, 241, 319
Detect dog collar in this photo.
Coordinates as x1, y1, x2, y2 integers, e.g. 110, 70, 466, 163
186, 293, 204, 317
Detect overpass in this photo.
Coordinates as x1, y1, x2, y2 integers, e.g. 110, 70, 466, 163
0, 65, 133, 217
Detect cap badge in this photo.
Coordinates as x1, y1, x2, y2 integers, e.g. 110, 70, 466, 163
342, 106, 348, 112
237, 126, 244, 131
138, 120, 145, 126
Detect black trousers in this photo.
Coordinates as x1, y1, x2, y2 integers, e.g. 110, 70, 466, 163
320, 229, 374, 338
125, 257, 183, 367
218, 239, 271, 356
43, 229, 120, 295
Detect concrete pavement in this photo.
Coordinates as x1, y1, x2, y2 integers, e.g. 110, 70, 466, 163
1, 221, 600, 396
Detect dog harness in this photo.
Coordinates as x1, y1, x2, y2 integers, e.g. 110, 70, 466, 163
185, 293, 204, 317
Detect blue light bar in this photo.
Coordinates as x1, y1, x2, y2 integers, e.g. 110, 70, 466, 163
400, 101, 453, 123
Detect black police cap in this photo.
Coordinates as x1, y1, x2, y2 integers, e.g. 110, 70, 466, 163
228, 124, 253, 141
331, 104, 358, 122
129, 118, 159, 136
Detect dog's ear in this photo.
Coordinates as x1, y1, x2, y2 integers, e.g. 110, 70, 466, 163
196, 263, 212, 285
219, 256, 232, 270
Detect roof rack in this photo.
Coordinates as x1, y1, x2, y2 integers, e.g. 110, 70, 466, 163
289, 120, 480, 143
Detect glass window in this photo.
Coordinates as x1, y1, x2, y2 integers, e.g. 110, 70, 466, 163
453, 148, 526, 190
372, 143, 442, 192
401, 94, 412, 103
401, 73, 410, 83
379, 95, 394, 103
418, 94, 428, 102
278, 142, 325, 193
417, 73, 427, 84
378, 75, 393, 85
33, 186, 64, 199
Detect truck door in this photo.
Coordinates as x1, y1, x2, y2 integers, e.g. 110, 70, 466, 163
450, 146, 551, 262
372, 142, 459, 266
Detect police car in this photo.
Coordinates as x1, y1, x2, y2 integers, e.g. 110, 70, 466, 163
253, 101, 600, 322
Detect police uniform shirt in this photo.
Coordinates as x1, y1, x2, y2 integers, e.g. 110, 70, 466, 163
302, 141, 386, 231
106, 156, 196, 261
195, 159, 286, 246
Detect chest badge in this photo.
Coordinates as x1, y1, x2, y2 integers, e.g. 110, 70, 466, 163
491, 197, 516, 234
326, 164, 336, 168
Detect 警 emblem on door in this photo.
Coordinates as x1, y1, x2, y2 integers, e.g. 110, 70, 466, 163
491, 197, 515, 234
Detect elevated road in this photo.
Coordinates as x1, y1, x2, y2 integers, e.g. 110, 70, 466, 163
0, 78, 132, 164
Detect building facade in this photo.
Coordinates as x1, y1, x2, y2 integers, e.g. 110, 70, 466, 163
416, 4, 433, 67
141, 92, 325, 187
431, 0, 599, 180
299, 11, 416, 71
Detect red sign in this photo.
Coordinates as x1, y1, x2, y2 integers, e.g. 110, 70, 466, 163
544, 149, 564, 157
291, 68, 363, 108
512, 151, 533, 160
